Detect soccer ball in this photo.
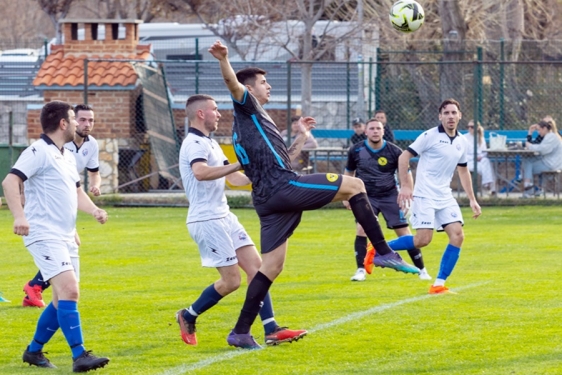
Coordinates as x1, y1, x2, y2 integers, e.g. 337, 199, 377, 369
389, 0, 425, 33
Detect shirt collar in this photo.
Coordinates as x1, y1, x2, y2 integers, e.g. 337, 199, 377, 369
437, 124, 459, 137
40, 134, 65, 154
188, 127, 211, 139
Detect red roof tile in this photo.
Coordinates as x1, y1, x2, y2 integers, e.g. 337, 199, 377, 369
33, 45, 151, 88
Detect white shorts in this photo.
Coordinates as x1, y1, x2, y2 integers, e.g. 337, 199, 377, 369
410, 196, 464, 231
27, 240, 80, 282
187, 212, 254, 268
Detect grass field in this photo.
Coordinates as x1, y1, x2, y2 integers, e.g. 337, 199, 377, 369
1, 205, 561, 375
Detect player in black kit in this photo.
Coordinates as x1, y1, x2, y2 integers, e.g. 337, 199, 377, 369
344, 120, 431, 282
209, 40, 420, 349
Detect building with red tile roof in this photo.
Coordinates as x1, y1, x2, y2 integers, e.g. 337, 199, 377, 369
28, 19, 153, 194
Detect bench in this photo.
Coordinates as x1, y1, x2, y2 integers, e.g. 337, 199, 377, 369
311, 129, 529, 144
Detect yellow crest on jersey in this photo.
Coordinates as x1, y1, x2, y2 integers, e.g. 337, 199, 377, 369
326, 173, 339, 182
378, 157, 388, 166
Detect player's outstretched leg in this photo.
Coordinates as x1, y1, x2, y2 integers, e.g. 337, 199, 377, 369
347, 192, 419, 275
363, 239, 420, 275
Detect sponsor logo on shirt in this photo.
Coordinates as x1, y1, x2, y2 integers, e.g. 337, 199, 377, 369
378, 157, 388, 166
326, 173, 339, 182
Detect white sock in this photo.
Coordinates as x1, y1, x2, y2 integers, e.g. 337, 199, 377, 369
433, 278, 445, 287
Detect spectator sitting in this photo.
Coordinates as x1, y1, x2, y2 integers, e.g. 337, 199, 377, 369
526, 115, 558, 144
350, 118, 367, 145
374, 110, 395, 143
280, 116, 318, 172
522, 119, 562, 198
464, 120, 497, 196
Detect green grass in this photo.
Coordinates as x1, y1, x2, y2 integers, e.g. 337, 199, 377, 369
1, 206, 561, 374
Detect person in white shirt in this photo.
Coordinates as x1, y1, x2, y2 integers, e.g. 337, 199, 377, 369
465, 120, 497, 196
175, 94, 306, 347
2, 100, 109, 372
23, 104, 101, 308
389, 99, 482, 295
522, 119, 562, 198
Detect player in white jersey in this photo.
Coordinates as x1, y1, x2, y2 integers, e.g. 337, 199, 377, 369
389, 99, 482, 294
2, 100, 110, 372
175, 94, 306, 347
23, 104, 101, 308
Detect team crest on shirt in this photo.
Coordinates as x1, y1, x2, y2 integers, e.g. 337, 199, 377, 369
326, 173, 339, 182
378, 157, 388, 166
456, 144, 461, 151
239, 233, 247, 241
82, 149, 89, 157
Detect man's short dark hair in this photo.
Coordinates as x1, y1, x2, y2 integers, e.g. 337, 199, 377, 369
185, 94, 215, 120
40, 101, 73, 134
236, 67, 267, 86
74, 104, 94, 114
290, 115, 301, 123
439, 98, 461, 113
374, 109, 386, 115
186, 94, 215, 109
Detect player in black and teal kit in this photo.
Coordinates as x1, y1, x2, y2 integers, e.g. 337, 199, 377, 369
345, 120, 431, 282
209, 40, 420, 349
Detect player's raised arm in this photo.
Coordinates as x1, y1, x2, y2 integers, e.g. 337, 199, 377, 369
208, 41, 245, 102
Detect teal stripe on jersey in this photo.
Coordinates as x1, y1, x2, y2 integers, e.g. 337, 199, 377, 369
289, 180, 339, 191
250, 114, 285, 167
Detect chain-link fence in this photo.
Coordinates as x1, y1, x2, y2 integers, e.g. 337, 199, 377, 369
3, 38, 562, 195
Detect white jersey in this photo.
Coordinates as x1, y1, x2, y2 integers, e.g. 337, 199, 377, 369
11, 134, 80, 245
64, 135, 100, 173
179, 128, 230, 223
408, 125, 469, 199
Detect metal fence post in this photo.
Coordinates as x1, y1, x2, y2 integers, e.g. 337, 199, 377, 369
374, 47, 381, 111
8, 111, 13, 165
368, 56, 373, 119
346, 61, 351, 129
286, 61, 292, 146
499, 39, 505, 130
83, 58, 89, 191
195, 38, 199, 94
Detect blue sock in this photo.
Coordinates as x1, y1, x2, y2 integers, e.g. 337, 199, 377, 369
184, 284, 223, 323
259, 292, 277, 335
29, 302, 60, 352
437, 244, 461, 280
388, 235, 415, 251
57, 300, 85, 358
29, 270, 50, 290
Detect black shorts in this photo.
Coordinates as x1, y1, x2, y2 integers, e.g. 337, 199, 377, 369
367, 191, 409, 229
254, 173, 342, 253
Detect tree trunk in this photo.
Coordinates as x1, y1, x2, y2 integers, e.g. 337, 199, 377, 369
438, 0, 467, 102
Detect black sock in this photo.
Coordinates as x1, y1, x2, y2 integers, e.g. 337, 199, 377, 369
29, 271, 50, 291
233, 271, 272, 334
407, 248, 425, 269
354, 236, 367, 268
348, 193, 392, 255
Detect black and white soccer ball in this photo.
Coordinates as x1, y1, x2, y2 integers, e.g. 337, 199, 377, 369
389, 0, 425, 33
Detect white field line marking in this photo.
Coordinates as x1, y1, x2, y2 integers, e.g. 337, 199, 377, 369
158, 282, 489, 375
